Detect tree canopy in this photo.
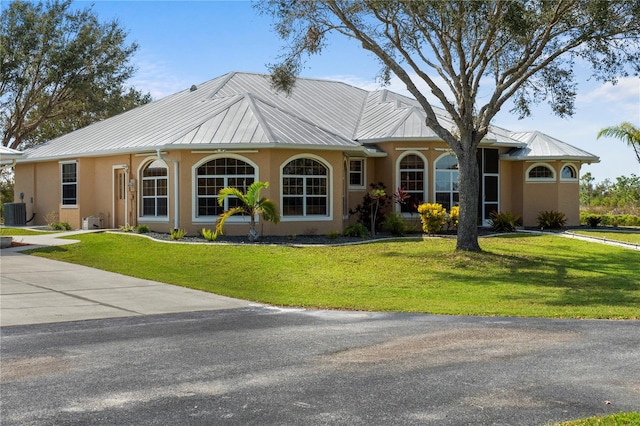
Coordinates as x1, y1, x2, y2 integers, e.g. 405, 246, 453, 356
258, 0, 640, 251
1, 0, 151, 150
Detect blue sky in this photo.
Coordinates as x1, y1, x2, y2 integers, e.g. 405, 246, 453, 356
74, 0, 639, 182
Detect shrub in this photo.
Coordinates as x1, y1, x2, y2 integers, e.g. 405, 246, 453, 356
201, 228, 218, 241
489, 211, 520, 232
584, 214, 602, 227
382, 211, 409, 236
44, 211, 59, 228
349, 182, 391, 232
170, 228, 186, 240
448, 206, 460, 230
537, 210, 567, 230
119, 223, 135, 232
51, 221, 72, 231
343, 223, 369, 238
136, 225, 150, 234
327, 230, 341, 240
417, 203, 447, 235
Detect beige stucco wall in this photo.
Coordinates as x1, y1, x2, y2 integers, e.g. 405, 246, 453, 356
13, 146, 584, 234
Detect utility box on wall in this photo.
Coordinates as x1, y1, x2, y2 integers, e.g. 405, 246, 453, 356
82, 217, 100, 230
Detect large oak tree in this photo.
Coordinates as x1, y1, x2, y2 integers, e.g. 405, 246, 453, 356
258, 0, 640, 251
1, 0, 150, 150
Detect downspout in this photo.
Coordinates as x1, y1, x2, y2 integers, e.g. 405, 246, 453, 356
157, 148, 179, 230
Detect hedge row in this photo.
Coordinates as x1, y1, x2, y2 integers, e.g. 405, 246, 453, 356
580, 212, 640, 227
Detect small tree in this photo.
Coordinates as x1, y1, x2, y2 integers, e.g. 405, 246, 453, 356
216, 181, 280, 242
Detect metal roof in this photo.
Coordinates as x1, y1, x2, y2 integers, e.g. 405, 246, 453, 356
17, 71, 598, 164
503, 131, 600, 162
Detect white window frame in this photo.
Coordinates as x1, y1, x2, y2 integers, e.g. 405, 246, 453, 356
138, 158, 169, 222
526, 163, 556, 182
60, 161, 78, 207
191, 154, 259, 224
280, 154, 333, 222
434, 153, 459, 211
348, 158, 366, 190
560, 163, 579, 182
395, 151, 428, 216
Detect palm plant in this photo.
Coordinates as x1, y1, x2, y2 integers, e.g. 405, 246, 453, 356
597, 122, 640, 165
216, 181, 280, 242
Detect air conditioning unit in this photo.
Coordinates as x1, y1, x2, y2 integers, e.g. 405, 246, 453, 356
3, 203, 26, 226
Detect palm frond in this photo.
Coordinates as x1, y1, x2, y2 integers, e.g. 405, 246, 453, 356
257, 198, 280, 224
216, 206, 245, 235
218, 187, 246, 207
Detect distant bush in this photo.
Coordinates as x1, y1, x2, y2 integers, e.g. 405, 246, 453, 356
417, 203, 447, 235
537, 210, 567, 230
136, 225, 150, 234
580, 211, 640, 227
489, 211, 520, 232
343, 223, 369, 238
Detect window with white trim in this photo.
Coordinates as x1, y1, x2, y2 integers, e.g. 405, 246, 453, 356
527, 164, 555, 181
398, 154, 425, 213
141, 160, 168, 217
435, 154, 459, 211
348, 158, 365, 189
196, 157, 255, 217
282, 158, 328, 216
561, 164, 577, 180
61, 162, 78, 205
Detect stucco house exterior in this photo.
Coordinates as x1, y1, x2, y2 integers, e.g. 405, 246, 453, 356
11, 71, 598, 235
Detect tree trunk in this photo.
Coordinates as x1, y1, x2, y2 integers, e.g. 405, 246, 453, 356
455, 147, 482, 252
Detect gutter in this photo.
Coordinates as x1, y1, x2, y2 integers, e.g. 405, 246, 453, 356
156, 148, 179, 230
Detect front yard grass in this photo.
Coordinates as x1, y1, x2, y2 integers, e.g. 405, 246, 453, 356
556, 412, 640, 425
0, 227, 52, 236
571, 229, 640, 245
25, 233, 640, 319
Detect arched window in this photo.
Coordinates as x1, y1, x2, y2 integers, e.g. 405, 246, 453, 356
195, 157, 255, 217
141, 160, 168, 217
282, 157, 328, 216
561, 164, 577, 180
398, 153, 426, 213
527, 164, 555, 181
435, 154, 459, 211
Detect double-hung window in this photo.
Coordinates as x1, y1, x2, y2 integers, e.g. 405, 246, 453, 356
282, 158, 328, 216
141, 160, 168, 217
61, 162, 78, 206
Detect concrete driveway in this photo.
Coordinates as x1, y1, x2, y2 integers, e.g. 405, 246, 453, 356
0, 247, 255, 327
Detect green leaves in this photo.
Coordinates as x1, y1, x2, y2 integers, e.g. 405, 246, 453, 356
216, 181, 280, 241
1, 0, 150, 149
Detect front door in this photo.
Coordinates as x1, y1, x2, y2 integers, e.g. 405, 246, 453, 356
114, 168, 128, 228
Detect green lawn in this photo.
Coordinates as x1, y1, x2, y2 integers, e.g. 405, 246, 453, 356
572, 229, 640, 245
556, 412, 640, 425
24, 232, 640, 319
0, 227, 52, 236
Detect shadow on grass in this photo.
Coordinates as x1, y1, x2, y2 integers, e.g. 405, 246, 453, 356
431, 239, 640, 309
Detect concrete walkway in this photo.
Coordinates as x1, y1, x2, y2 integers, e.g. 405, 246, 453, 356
0, 231, 256, 327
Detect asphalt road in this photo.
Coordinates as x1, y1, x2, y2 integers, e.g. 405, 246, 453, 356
2, 307, 639, 425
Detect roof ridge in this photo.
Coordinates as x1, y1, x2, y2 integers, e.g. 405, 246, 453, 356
242, 93, 278, 143
252, 96, 357, 145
